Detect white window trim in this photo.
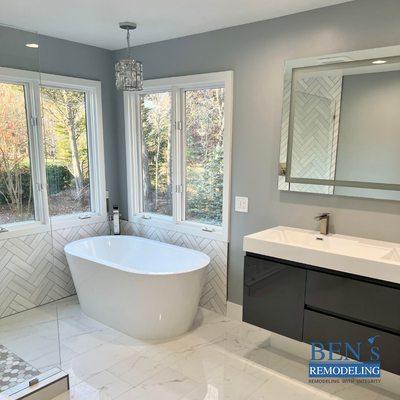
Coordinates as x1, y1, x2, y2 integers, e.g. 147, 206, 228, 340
124, 71, 233, 242
0, 67, 107, 239
41, 73, 107, 227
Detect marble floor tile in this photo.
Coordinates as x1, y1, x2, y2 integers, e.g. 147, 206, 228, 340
62, 330, 114, 355
1, 296, 400, 400
117, 367, 200, 400
166, 346, 234, 383
247, 376, 338, 400
0, 305, 61, 376
107, 347, 171, 387
84, 370, 133, 399
52, 380, 110, 400
62, 342, 137, 381
184, 363, 268, 400
331, 384, 400, 400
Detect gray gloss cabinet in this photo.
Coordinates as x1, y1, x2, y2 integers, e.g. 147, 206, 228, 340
303, 310, 400, 375
306, 270, 400, 333
243, 253, 400, 375
243, 256, 306, 340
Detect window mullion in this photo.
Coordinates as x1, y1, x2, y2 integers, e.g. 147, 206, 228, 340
29, 80, 49, 226
180, 89, 187, 223
135, 93, 144, 214
83, 87, 106, 218
85, 91, 97, 215
172, 87, 181, 223
125, 92, 141, 218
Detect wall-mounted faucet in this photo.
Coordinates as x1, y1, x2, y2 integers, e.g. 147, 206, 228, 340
315, 213, 330, 235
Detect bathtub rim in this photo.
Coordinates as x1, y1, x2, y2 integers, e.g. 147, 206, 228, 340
64, 235, 211, 276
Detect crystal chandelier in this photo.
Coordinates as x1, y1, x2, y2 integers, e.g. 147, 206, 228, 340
115, 22, 143, 91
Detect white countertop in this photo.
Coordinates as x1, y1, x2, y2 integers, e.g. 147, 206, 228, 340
243, 226, 400, 285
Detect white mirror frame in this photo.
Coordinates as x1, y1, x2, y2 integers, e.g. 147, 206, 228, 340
278, 45, 400, 197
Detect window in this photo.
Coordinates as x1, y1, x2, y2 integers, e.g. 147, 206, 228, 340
41, 86, 91, 216
0, 67, 106, 236
184, 87, 225, 226
0, 82, 35, 225
139, 91, 173, 216
125, 72, 233, 241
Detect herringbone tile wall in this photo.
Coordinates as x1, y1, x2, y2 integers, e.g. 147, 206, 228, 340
121, 220, 228, 315
0, 222, 110, 319
0, 219, 227, 319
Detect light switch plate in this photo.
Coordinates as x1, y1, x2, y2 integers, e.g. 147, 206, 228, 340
235, 196, 248, 213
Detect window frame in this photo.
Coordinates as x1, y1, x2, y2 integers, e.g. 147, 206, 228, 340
124, 71, 233, 242
40, 73, 107, 228
0, 67, 106, 238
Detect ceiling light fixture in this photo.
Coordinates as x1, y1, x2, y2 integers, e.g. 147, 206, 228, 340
115, 22, 143, 91
317, 56, 353, 64
372, 60, 387, 65
25, 43, 39, 48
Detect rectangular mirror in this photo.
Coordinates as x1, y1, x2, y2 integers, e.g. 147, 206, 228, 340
279, 45, 400, 200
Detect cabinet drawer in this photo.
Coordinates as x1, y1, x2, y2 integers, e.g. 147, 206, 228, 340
303, 310, 400, 375
306, 271, 400, 332
243, 256, 306, 341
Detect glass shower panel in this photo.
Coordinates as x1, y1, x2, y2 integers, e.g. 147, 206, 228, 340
0, 25, 62, 397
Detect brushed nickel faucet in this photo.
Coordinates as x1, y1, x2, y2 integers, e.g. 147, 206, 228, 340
315, 213, 330, 235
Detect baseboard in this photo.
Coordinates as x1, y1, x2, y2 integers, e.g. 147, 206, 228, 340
227, 301, 243, 321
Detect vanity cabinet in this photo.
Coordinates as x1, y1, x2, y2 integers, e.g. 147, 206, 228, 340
243, 253, 400, 375
303, 310, 400, 375
306, 270, 400, 332
243, 256, 306, 340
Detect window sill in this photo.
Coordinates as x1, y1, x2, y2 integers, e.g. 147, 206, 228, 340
0, 214, 108, 240
50, 213, 108, 230
0, 221, 49, 240
129, 214, 228, 242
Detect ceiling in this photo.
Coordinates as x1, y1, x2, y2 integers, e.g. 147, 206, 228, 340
0, 0, 352, 50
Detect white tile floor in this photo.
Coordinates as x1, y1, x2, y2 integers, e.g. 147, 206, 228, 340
0, 301, 61, 375
1, 296, 399, 400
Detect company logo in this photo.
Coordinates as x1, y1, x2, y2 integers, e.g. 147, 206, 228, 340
308, 336, 381, 379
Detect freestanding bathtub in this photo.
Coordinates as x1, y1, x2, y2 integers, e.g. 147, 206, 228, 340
64, 235, 210, 340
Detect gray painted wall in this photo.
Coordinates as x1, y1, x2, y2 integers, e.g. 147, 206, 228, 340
0, 25, 119, 207
114, 0, 400, 305
38, 34, 119, 207
0, 26, 41, 72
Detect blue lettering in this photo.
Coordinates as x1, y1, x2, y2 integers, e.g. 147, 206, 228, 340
345, 342, 361, 361
328, 342, 343, 360
311, 343, 325, 360
370, 346, 380, 361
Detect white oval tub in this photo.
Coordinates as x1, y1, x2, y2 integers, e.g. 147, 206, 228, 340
64, 235, 210, 340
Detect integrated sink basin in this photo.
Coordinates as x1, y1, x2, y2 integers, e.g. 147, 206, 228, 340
244, 226, 400, 284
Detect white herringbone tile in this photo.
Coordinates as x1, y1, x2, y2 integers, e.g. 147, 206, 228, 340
0, 220, 227, 318
0, 222, 109, 319
121, 220, 228, 314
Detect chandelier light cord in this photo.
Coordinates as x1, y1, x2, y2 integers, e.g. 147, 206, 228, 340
126, 29, 131, 58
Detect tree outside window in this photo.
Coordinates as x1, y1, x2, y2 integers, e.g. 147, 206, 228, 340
41, 87, 91, 216
0, 82, 34, 224
140, 91, 172, 216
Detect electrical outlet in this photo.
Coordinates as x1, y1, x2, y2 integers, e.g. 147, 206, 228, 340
235, 196, 248, 213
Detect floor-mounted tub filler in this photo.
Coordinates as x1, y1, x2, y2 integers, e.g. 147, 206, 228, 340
64, 236, 210, 340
